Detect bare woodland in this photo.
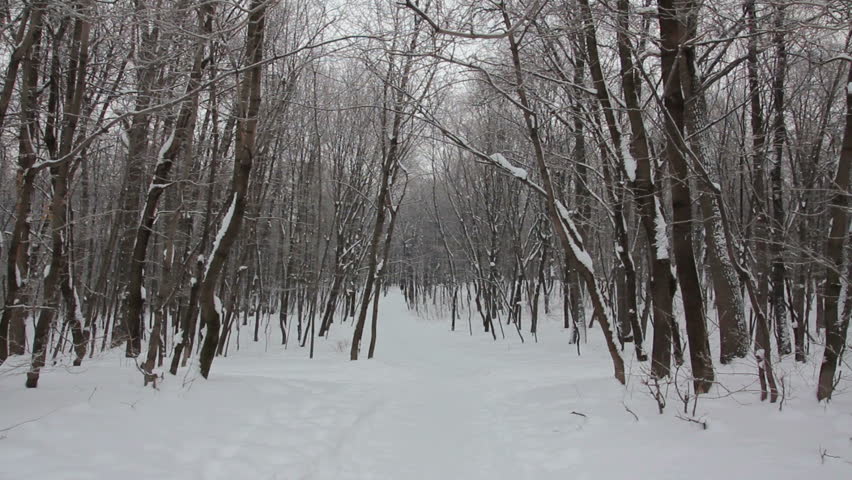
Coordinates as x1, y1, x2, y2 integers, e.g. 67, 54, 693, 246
0, 0, 850, 404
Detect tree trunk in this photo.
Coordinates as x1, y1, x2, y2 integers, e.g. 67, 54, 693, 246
815, 63, 852, 401
615, 0, 678, 374
769, 5, 791, 356
198, 0, 266, 379
27, 4, 92, 385
656, 0, 714, 393
134, 3, 210, 379
0, 1, 45, 364
118, 0, 163, 356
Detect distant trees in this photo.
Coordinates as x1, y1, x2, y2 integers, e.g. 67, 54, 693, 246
397, 0, 850, 400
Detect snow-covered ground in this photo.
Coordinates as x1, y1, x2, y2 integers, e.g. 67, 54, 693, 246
2, 291, 851, 479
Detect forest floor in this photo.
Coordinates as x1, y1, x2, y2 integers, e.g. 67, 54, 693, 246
1, 291, 851, 479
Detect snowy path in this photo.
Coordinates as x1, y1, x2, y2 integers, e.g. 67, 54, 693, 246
2, 293, 852, 479
308, 319, 528, 480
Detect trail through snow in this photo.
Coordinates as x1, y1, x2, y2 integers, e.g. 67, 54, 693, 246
2, 291, 852, 479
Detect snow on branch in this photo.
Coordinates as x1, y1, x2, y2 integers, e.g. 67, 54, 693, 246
205, 195, 237, 278
490, 153, 528, 180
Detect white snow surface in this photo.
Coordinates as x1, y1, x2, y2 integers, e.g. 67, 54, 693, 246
1, 291, 851, 479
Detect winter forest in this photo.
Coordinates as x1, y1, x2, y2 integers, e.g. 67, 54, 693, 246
0, 0, 851, 478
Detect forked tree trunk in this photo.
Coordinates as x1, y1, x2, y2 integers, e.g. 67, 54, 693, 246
503, 13, 626, 382
27, 4, 92, 386
816, 63, 852, 401
351, 148, 397, 360
0, 1, 45, 364
769, 5, 792, 356
615, 0, 678, 377
198, 0, 266, 379
133, 4, 210, 380
674, 1, 749, 366
657, 0, 714, 393
116, 0, 165, 355
579, 0, 644, 361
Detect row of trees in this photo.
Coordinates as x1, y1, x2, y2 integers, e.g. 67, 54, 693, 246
0, 0, 849, 401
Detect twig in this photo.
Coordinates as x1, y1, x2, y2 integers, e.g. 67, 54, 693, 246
623, 402, 639, 422
676, 413, 708, 430
0, 407, 61, 433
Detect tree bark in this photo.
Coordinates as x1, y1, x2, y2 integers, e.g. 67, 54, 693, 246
118, 0, 163, 356
132, 3, 210, 380
198, 0, 266, 379
657, 0, 714, 393
616, 0, 677, 377
815, 63, 852, 401
27, 3, 92, 386
769, 4, 791, 356
0, 1, 45, 364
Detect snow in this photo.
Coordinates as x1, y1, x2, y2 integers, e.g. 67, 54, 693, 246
158, 131, 175, 163
620, 133, 637, 182
635, 6, 656, 14
147, 183, 170, 194
1, 291, 851, 479
490, 153, 528, 180
555, 201, 594, 273
214, 294, 223, 318
205, 196, 237, 278
73, 288, 85, 327
653, 197, 670, 260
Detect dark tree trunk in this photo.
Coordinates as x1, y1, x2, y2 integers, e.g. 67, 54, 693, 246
0, 1, 45, 364
119, 0, 163, 356
657, 0, 714, 393
27, 5, 91, 385
198, 0, 266, 378
816, 63, 852, 401
769, 5, 791, 356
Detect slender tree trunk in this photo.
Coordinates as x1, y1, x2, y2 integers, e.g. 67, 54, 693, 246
578, 0, 644, 360
503, 13, 625, 383
815, 63, 852, 401
616, 0, 678, 376
134, 4, 210, 380
351, 152, 396, 360
0, 1, 45, 364
769, 4, 791, 356
119, 0, 163, 356
27, 4, 91, 385
198, 0, 266, 378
